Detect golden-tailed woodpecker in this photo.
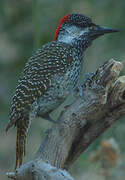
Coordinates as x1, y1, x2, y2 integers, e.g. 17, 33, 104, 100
6, 13, 119, 169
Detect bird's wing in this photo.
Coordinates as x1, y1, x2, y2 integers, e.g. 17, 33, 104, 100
6, 42, 73, 130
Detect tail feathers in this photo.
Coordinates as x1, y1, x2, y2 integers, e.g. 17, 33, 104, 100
15, 118, 29, 169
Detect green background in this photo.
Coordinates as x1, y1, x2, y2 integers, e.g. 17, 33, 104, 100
0, 0, 125, 179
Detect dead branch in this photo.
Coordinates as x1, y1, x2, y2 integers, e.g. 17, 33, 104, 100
7, 59, 125, 180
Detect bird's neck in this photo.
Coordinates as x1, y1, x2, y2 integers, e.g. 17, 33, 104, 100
57, 33, 92, 53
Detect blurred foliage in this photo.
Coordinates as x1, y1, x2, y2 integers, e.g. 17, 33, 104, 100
0, 0, 125, 179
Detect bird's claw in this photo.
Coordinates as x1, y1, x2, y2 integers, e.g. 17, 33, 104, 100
42, 114, 57, 123
73, 72, 95, 97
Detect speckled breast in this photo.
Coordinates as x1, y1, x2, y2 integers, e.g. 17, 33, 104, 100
36, 53, 83, 116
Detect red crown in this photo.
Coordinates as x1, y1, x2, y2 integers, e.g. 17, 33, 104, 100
54, 14, 70, 41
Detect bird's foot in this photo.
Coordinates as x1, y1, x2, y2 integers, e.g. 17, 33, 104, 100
81, 72, 95, 87
74, 72, 95, 97
42, 114, 57, 123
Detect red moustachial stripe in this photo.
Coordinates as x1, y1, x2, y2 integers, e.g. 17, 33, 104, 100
54, 14, 70, 41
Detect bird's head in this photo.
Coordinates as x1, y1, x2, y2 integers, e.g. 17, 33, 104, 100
54, 14, 119, 47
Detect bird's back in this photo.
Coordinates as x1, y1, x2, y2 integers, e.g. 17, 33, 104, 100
7, 41, 82, 131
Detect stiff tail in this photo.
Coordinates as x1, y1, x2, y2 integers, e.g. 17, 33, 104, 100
15, 118, 29, 169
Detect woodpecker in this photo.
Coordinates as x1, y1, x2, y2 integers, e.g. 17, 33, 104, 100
6, 13, 119, 169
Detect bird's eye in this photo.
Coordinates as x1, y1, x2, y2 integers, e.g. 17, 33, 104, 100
89, 26, 95, 31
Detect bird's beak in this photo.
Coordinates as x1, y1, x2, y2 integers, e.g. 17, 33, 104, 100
97, 26, 119, 34
90, 25, 119, 39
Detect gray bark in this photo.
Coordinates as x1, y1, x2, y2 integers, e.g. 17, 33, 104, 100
6, 59, 125, 180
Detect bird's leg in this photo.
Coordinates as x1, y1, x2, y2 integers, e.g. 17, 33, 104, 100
42, 113, 57, 123
80, 72, 95, 88
73, 72, 95, 97
43, 114, 58, 134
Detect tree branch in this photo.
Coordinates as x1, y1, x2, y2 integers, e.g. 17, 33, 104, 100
7, 59, 125, 180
